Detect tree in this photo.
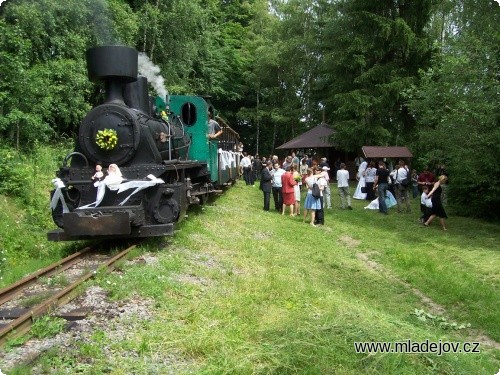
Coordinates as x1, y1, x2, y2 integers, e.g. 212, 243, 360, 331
0, 0, 139, 146
408, 0, 500, 219
234, 1, 285, 155
234, 0, 327, 156
314, 0, 436, 151
0, 19, 33, 148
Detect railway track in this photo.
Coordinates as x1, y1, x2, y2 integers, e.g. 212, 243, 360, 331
0, 244, 136, 347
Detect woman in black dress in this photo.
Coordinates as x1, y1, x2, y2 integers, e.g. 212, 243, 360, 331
424, 175, 448, 230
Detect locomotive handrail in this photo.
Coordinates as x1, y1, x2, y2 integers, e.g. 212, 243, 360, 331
63, 152, 89, 168
168, 112, 172, 160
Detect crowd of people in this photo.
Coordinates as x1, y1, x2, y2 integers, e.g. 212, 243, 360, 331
240, 152, 449, 230
259, 157, 331, 227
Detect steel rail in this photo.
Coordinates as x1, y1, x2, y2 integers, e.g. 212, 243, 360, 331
0, 246, 94, 306
0, 244, 136, 347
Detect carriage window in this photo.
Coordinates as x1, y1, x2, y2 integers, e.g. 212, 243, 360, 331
181, 102, 197, 126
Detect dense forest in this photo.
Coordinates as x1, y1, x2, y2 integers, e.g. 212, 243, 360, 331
0, 0, 498, 218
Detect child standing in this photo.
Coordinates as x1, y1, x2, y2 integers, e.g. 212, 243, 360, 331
420, 185, 432, 223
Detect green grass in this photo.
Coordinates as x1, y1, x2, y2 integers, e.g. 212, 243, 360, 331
30, 316, 67, 339
4, 181, 500, 374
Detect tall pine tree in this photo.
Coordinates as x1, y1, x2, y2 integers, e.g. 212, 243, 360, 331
316, 0, 436, 151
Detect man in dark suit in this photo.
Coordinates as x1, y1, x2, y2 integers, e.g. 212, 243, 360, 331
260, 161, 273, 211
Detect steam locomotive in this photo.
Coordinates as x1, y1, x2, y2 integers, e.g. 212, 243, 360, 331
48, 45, 240, 241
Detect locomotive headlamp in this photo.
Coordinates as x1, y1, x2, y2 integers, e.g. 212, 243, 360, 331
95, 128, 118, 150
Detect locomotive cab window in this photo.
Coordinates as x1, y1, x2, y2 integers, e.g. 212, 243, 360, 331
181, 102, 197, 126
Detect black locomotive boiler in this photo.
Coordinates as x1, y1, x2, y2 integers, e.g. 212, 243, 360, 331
48, 45, 240, 241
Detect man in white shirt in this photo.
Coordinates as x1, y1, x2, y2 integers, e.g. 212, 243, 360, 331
240, 152, 252, 185
394, 159, 411, 213
271, 163, 285, 211
336, 163, 352, 210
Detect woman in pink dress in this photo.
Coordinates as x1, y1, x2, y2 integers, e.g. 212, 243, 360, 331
281, 166, 297, 216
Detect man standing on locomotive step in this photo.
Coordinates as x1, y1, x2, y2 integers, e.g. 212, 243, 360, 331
208, 112, 223, 139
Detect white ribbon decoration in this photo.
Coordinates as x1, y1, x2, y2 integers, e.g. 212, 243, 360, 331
49, 178, 70, 213
116, 176, 165, 206
78, 174, 164, 209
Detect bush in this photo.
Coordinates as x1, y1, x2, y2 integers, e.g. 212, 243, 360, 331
0, 143, 73, 286
0, 148, 32, 202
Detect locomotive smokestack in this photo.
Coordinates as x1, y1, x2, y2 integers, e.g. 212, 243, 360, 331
124, 76, 151, 115
86, 46, 138, 104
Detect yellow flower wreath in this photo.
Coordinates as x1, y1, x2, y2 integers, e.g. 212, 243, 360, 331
95, 129, 118, 150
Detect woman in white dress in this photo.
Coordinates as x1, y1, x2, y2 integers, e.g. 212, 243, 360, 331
291, 165, 302, 215
364, 190, 397, 210
353, 160, 367, 200
102, 164, 123, 188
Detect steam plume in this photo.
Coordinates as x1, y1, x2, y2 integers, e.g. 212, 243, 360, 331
138, 53, 168, 101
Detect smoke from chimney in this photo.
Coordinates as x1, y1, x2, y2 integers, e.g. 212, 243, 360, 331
138, 53, 169, 101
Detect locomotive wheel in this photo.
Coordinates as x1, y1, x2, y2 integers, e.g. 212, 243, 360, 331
153, 196, 180, 224
51, 201, 65, 228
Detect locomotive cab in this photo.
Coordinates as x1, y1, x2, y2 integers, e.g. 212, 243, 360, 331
169, 95, 240, 187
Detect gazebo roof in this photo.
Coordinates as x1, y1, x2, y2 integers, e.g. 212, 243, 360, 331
362, 146, 413, 159
276, 123, 334, 149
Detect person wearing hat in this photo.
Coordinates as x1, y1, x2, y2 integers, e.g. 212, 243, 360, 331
320, 165, 332, 209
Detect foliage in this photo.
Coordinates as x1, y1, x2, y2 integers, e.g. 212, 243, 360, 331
30, 315, 67, 339
315, 0, 436, 151
0, 143, 71, 286
0, 148, 32, 201
407, 0, 500, 219
231, 0, 304, 156
0, 0, 137, 147
132, 0, 232, 97
108, 0, 139, 46
95, 128, 119, 150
